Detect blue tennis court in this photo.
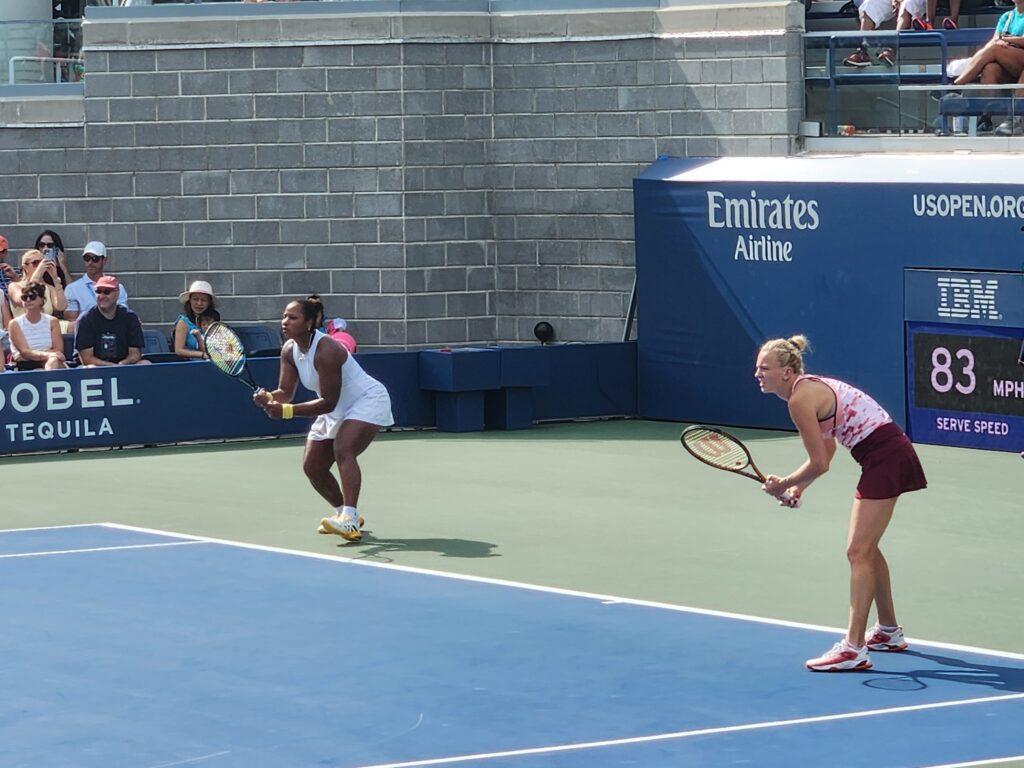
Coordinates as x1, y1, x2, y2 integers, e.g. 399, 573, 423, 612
3, 524, 1023, 768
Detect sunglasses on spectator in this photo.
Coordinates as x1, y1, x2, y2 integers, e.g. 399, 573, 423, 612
94, 287, 116, 295
83, 254, 103, 263
24, 291, 44, 301
39, 241, 54, 247
24, 259, 41, 267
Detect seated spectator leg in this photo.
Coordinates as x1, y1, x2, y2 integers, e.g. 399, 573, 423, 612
978, 61, 1009, 131
954, 42, 1009, 89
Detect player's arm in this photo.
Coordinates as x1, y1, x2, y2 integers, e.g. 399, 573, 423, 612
763, 387, 832, 497
256, 341, 300, 405
784, 389, 833, 486
780, 437, 836, 498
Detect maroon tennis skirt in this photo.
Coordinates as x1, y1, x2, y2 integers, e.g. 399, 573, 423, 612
850, 422, 928, 500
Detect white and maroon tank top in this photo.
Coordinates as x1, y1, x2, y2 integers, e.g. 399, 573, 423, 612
793, 374, 892, 450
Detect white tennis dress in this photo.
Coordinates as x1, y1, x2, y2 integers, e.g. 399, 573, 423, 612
291, 330, 394, 440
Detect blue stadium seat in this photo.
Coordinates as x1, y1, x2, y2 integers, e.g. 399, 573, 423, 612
142, 328, 170, 355
232, 324, 281, 355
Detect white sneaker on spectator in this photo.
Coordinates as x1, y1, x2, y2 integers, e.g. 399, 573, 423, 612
994, 117, 1024, 136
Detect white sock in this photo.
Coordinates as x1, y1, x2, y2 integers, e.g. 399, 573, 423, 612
332, 505, 345, 517
341, 505, 358, 520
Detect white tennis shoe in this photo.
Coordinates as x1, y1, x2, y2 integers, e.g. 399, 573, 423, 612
318, 513, 364, 541
806, 640, 872, 672
865, 623, 908, 652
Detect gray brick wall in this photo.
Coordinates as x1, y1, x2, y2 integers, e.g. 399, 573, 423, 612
0, 2, 802, 348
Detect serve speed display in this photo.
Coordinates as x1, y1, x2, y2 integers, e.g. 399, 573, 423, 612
907, 323, 1024, 449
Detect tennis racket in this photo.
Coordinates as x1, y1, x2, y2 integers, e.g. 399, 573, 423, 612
680, 425, 801, 508
204, 322, 262, 392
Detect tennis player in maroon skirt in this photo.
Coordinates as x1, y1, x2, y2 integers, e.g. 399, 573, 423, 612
754, 335, 927, 672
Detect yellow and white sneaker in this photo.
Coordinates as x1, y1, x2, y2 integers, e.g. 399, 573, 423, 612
318, 514, 364, 540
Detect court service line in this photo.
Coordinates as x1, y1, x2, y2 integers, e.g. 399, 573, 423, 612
354, 693, 1024, 768
921, 756, 1024, 768
0, 540, 206, 560
96, 523, 1024, 662
96, 521, 1024, 662
0, 522, 107, 534
142, 751, 232, 768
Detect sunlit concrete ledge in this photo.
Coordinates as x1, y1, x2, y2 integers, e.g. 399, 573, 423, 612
81, 0, 800, 48
803, 135, 1024, 153
0, 84, 84, 126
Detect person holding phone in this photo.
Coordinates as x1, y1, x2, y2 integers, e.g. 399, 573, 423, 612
33, 230, 72, 289
8, 250, 68, 329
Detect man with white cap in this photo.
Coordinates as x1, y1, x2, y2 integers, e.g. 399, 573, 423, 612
63, 241, 129, 322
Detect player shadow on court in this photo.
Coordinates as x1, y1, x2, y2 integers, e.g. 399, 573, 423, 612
333, 531, 500, 562
863, 649, 1024, 693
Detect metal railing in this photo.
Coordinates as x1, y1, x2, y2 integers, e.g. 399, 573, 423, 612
0, 19, 83, 86
8, 55, 81, 86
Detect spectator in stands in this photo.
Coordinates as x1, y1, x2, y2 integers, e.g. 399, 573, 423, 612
0, 235, 16, 295
74, 275, 149, 367
0, 236, 15, 364
0, 236, 17, 328
911, 0, 992, 30
844, 0, 933, 67
63, 241, 128, 322
311, 295, 357, 353
843, 0, 992, 67
9, 250, 69, 330
843, 0, 901, 68
173, 280, 220, 360
33, 230, 72, 289
8, 281, 66, 371
949, 0, 1024, 134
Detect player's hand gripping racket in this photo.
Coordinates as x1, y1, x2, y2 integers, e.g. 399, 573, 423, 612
680, 425, 801, 508
204, 322, 262, 392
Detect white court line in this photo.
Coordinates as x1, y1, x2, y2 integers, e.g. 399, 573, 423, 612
350, 693, 1024, 768
142, 751, 231, 768
0, 540, 206, 559
6, 522, 1024, 662
0, 522, 106, 533
7, 524, 1024, 767
96, 522, 1024, 662
922, 757, 1024, 768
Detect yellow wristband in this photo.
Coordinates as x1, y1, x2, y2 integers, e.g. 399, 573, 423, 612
281, 403, 294, 420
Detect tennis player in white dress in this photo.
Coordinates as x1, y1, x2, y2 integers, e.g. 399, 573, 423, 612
255, 296, 393, 541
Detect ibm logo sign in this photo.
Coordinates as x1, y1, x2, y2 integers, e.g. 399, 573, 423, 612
936, 277, 1002, 320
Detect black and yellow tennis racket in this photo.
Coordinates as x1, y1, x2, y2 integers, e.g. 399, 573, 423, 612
680, 425, 801, 508
204, 322, 261, 392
